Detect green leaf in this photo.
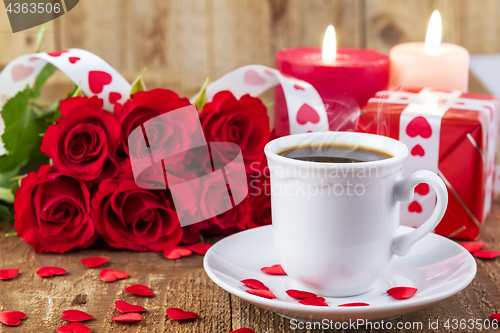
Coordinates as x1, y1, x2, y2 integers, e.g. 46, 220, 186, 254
67, 84, 79, 98
10, 183, 19, 197
0, 167, 20, 189
5, 232, 17, 237
0, 188, 14, 203
35, 25, 47, 53
0, 205, 13, 224
194, 77, 210, 112
32, 63, 56, 99
130, 68, 147, 96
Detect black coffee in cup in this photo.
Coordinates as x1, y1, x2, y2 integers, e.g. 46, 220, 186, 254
278, 143, 392, 163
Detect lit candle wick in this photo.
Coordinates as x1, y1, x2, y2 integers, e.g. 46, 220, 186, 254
322, 25, 336, 64
425, 10, 442, 56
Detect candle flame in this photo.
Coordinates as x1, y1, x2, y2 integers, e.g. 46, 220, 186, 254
425, 10, 442, 55
322, 25, 336, 64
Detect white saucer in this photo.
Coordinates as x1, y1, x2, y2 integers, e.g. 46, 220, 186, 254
204, 225, 476, 322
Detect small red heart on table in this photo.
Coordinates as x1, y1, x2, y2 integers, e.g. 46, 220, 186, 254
293, 84, 305, 90
489, 313, 500, 321
69, 57, 80, 64
99, 268, 128, 282
187, 243, 212, 255
244, 69, 266, 85
460, 241, 486, 253
299, 297, 328, 307
88, 70, 112, 94
411, 144, 425, 156
166, 308, 199, 320
0, 268, 19, 280
261, 264, 286, 275
387, 287, 417, 299
111, 313, 142, 322
80, 257, 108, 268
408, 201, 423, 213
0, 311, 26, 326
414, 183, 430, 195
296, 104, 320, 125
338, 302, 370, 307
286, 289, 317, 299
109, 92, 122, 104
115, 300, 146, 313
406, 116, 432, 138
241, 279, 269, 291
36, 266, 67, 277
57, 323, 91, 333
246, 289, 276, 299
472, 250, 500, 259
11, 64, 34, 82
164, 246, 192, 259
125, 284, 154, 296
47, 50, 69, 57
61, 310, 94, 322
231, 329, 255, 333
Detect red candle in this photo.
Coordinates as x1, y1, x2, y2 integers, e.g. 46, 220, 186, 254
274, 27, 389, 136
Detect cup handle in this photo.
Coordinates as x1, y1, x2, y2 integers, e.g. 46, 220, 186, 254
392, 170, 448, 257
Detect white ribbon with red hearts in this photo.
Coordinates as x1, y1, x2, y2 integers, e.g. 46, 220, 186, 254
0, 48, 131, 156
198, 65, 328, 134
370, 88, 499, 229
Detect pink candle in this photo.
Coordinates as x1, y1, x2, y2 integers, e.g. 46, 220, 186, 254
390, 11, 469, 91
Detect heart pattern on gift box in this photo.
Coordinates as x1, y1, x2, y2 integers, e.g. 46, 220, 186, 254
411, 144, 425, 156
88, 70, 112, 94
406, 116, 432, 138
244, 69, 266, 85
11, 64, 34, 82
296, 103, 320, 125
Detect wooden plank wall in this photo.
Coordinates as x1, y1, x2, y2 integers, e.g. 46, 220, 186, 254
1, 0, 499, 101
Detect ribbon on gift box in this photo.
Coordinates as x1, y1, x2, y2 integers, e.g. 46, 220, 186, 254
368, 88, 499, 237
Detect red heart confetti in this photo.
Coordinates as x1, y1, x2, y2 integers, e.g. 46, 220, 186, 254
109, 92, 122, 104
88, 70, 112, 94
472, 250, 500, 259
387, 287, 418, 299
47, 50, 69, 57
246, 289, 277, 299
61, 310, 94, 322
68, 57, 80, 64
489, 313, 500, 321
164, 246, 192, 259
414, 183, 430, 196
408, 201, 423, 213
111, 313, 142, 323
410, 144, 425, 157
99, 268, 129, 282
299, 297, 328, 307
115, 300, 146, 313
57, 323, 91, 333
125, 284, 154, 296
80, 257, 109, 268
166, 308, 199, 321
36, 266, 67, 277
231, 329, 255, 333
261, 264, 286, 275
0, 268, 19, 280
296, 103, 320, 125
187, 243, 212, 255
241, 279, 269, 291
286, 289, 317, 299
0, 311, 26, 326
460, 242, 487, 253
406, 116, 432, 138
338, 302, 370, 307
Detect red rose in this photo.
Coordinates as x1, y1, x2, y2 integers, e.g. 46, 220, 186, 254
205, 196, 251, 233
41, 96, 120, 181
14, 165, 96, 253
200, 91, 271, 173
115, 89, 191, 156
91, 177, 183, 251
242, 173, 271, 229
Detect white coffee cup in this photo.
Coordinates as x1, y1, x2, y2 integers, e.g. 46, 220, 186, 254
264, 132, 448, 297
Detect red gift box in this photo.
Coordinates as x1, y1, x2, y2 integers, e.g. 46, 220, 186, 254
357, 88, 499, 240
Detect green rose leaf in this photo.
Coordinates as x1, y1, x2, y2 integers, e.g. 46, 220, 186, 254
0, 204, 13, 224
32, 63, 56, 99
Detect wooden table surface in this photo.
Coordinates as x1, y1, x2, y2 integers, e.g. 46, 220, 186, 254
0, 197, 499, 333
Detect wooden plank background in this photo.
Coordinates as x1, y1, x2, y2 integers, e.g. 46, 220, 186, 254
1, 0, 499, 102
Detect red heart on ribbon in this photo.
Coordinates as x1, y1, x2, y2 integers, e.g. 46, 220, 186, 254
11, 64, 34, 82
338, 302, 370, 307
414, 183, 430, 195
111, 313, 142, 323
299, 297, 328, 306
286, 289, 317, 299
241, 279, 269, 291
88, 70, 112, 94
99, 268, 129, 282
0, 268, 19, 280
187, 243, 211, 255
411, 144, 425, 156
47, 50, 69, 57
261, 264, 286, 275
408, 201, 423, 213
109, 92, 122, 104
166, 308, 199, 320
80, 257, 108, 268
296, 104, 320, 125
68, 57, 80, 64
57, 323, 91, 333
36, 266, 67, 277
460, 241, 486, 253
293, 84, 305, 90
246, 289, 276, 299
115, 300, 146, 313
406, 116, 432, 138
125, 284, 154, 296
0, 311, 26, 326
164, 246, 192, 259
244, 69, 266, 85
61, 310, 94, 322
387, 287, 418, 299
